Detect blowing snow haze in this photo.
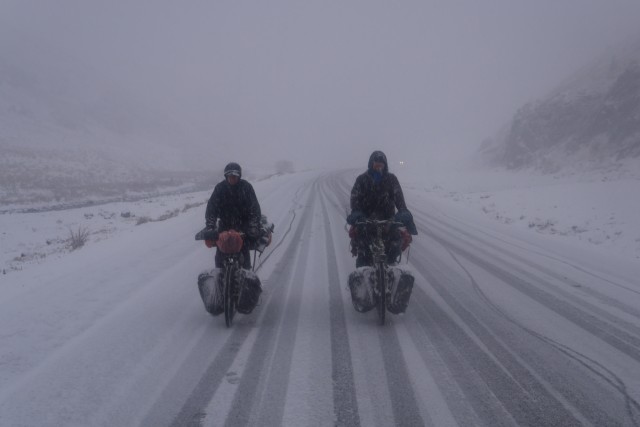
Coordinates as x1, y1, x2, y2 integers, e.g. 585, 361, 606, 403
479, 36, 640, 172
2, 0, 640, 204
4, 4, 640, 424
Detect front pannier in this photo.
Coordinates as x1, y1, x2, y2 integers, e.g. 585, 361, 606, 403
386, 267, 414, 314
252, 215, 275, 253
236, 269, 262, 314
347, 267, 376, 312
197, 269, 223, 315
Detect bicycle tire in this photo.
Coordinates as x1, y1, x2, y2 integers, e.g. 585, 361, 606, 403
224, 265, 236, 327
376, 262, 386, 326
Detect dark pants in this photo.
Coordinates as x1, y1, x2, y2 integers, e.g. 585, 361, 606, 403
354, 239, 401, 268
215, 245, 252, 270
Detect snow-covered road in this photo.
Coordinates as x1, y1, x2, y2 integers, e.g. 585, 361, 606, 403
1, 170, 640, 426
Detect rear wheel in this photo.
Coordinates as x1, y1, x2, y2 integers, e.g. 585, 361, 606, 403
376, 263, 386, 326
224, 265, 236, 327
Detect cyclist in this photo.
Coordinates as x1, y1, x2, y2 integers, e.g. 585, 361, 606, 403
347, 151, 417, 267
205, 162, 261, 270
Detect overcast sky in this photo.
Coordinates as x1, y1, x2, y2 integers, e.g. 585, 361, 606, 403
2, 0, 640, 171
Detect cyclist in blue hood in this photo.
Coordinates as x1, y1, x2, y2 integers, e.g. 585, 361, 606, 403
347, 151, 417, 267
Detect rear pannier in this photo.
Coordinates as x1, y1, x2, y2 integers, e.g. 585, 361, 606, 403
348, 267, 377, 313
197, 269, 223, 315
386, 267, 414, 314
236, 269, 262, 314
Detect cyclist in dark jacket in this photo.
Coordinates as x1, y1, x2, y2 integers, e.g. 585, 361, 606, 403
205, 162, 261, 269
347, 151, 417, 267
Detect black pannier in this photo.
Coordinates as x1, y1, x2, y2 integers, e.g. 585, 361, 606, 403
250, 215, 274, 253
347, 266, 414, 314
198, 268, 262, 315
386, 267, 414, 314
236, 269, 262, 314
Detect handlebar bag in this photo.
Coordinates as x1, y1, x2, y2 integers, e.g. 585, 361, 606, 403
217, 230, 244, 254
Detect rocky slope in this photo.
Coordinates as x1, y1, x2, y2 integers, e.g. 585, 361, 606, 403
480, 37, 640, 172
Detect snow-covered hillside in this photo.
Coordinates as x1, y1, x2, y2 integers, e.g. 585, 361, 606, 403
0, 144, 218, 211
480, 36, 640, 171
0, 34, 214, 209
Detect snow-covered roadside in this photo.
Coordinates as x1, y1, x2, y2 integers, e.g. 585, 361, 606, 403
0, 191, 211, 275
0, 166, 290, 276
399, 161, 640, 262
3, 163, 639, 279
1, 166, 640, 425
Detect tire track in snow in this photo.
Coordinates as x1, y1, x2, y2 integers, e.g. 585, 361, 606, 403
418, 212, 640, 347
318, 186, 361, 426
416, 209, 640, 311
376, 324, 428, 426
399, 309, 482, 427
407, 264, 586, 426
419, 219, 640, 364
407, 292, 518, 426
253, 183, 308, 273
445, 244, 640, 426
409, 216, 638, 425
222, 180, 318, 426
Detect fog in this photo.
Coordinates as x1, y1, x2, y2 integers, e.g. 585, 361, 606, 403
2, 0, 640, 172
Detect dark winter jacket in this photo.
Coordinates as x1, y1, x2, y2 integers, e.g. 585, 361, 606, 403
349, 151, 408, 222
205, 179, 261, 236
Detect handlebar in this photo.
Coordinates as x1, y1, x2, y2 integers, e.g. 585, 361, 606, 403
354, 219, 405, 227
195, 227, 245, 241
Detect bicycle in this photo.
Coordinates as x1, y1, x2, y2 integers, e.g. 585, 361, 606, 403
354, 219, 406, 325
216, 230, 245, 327
196, 228, 256, 328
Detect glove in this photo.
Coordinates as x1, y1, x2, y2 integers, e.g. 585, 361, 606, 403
399, 227, 412, 251
203, 227, 219, 241
245, 226, 260, 240
347, 210, 364, 225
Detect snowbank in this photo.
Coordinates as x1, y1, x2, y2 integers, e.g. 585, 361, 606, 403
399, 160, 640, 262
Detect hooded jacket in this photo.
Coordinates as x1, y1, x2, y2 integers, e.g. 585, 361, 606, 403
205, 178, 261, 235
350, 151, 408, 221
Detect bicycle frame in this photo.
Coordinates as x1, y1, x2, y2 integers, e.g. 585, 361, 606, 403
217, 230, 245, 328
221, 254, 242, 327
355, 219, 404, 325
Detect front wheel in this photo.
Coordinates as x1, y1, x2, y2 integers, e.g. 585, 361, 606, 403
376, 263, 386, 326
224, 265, 236, 327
